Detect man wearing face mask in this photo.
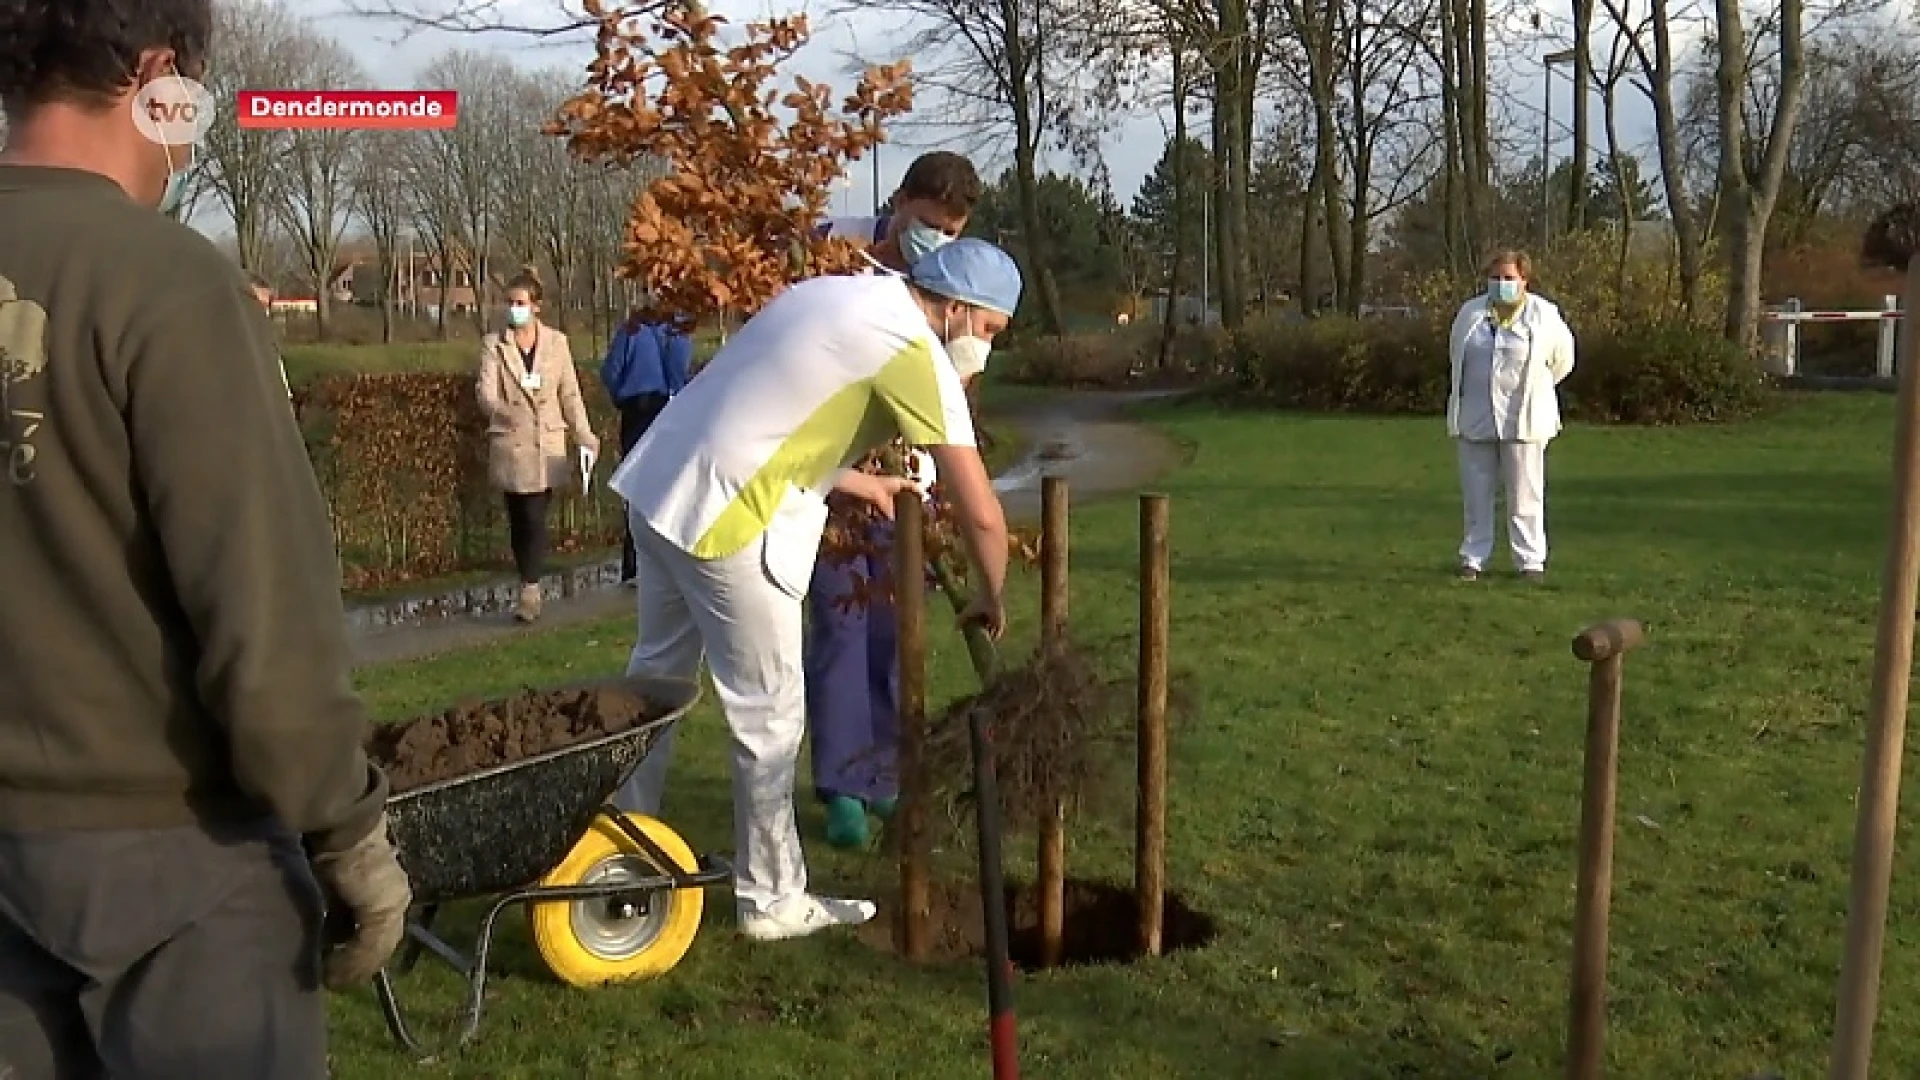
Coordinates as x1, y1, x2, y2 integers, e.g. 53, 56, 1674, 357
607, 238, 1020, 941
806, 152, 995, 848
0, 2, 411, 1075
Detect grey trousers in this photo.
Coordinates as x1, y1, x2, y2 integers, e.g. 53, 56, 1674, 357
0, 821, 328, 1080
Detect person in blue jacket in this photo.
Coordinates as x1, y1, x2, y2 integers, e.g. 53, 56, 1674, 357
600, 309, 694, 585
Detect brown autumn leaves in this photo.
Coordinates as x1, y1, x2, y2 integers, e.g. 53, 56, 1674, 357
542, 0, 1038, 608
545, 0, 913, 325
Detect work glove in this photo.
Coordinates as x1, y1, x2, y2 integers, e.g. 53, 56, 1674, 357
312, 814, 413, 990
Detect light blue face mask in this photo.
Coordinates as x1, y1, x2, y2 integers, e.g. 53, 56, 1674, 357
1487, 278, 1522, 305
899, 218, 952, 266
153, 70, 194, 217
158, 164, 190, 216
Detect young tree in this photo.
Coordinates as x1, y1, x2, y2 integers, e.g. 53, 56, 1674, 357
546, 0, 910, 324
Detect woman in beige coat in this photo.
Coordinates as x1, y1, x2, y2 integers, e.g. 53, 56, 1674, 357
475, 270, 600, 621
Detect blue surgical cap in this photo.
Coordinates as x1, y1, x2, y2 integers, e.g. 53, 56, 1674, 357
908, 238, 1023, 317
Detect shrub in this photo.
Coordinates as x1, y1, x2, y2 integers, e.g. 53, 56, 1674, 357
1562, 320, 1768, 425
292, 370, 625, 590
1227, 315, 1449, 413
999, 330, 1145, 387
998, 325, 1232, 389
1404, 227, 1731, 336
1211, 310, 1765, 426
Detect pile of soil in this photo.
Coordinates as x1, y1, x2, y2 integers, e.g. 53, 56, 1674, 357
369, 684, 662, 793
857, 877, 1217, 969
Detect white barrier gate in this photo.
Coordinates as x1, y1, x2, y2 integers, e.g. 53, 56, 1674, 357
1759, 295, 1905, 378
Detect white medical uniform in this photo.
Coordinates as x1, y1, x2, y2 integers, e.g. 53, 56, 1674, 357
1445, 293, 1576, 572
607, 272, 974, 917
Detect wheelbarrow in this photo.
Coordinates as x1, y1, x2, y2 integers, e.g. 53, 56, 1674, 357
369, 675, 732, 1058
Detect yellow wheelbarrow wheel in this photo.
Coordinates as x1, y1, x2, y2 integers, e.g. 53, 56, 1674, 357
528, 814, 705, 987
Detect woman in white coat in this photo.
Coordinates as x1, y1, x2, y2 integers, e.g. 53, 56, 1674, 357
1445, 250, 1575, 581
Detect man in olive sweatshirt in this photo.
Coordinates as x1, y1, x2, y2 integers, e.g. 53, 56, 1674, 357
0, 2, 411, 1076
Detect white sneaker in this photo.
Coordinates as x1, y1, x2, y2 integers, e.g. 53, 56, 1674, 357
738, 893, 877, 942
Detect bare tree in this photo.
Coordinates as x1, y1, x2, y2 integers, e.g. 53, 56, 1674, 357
840, 0, 1079, 334
273, 28, 366, 340
1598, 0, 1712, 317
199, 0, 299, 269
343, 0, 663, 36
1451, 0, 1492, 264
1280, 0, 1351, 310
353, 130, 412, 343
1335, 0, 1441, 309
494, 70, 551, 281
1714, 0, 1806, 345
421, 49, 517, 333
1149, 0, 1277, 328
1569, 0, 1595, 231
1599, 20, 1639, 311
402, 121, 465, 338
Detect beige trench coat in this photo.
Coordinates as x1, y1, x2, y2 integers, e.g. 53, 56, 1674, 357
475, 323, 599, 493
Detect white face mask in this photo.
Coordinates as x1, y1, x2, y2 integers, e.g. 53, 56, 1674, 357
942, 307, 991, 378
947, 336, 990, 379
506, 304, 533, 328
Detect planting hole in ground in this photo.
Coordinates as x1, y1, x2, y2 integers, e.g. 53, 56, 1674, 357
858, 878, 1217, 969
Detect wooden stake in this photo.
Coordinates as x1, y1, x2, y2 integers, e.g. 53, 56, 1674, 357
1830, 255, 1920, 1080
1136, 493, 1171, 957
1036, 476, 1069, 968
1566, 617, 1644, 1080
894, 491, 930, 960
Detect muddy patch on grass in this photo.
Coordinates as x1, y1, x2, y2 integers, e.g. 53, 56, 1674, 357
858, 878, 1217, 969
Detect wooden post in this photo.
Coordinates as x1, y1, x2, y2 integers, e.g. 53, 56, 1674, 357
1831, 254, 1920, 1080
1036, 476, 1069, 968
1566, 617, 1645, 1080
1135, 493, 1171, 957
894, 491, 930, 960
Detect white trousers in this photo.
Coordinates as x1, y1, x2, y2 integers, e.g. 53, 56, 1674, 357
1456, 438, 1549, 571
610, 513, 808, 917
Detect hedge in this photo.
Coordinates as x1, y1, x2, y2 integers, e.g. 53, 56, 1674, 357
292, 370, 626, 591
1000, 314, 1770, 426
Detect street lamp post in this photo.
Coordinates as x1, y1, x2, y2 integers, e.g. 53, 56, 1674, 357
1542, 47, 1577, 249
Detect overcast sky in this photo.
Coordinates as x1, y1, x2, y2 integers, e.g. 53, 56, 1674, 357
201, 0, 1676, 237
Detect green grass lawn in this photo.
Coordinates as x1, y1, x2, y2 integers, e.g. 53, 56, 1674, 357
333, 391, 1920, 1078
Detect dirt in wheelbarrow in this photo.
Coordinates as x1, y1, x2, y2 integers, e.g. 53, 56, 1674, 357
368, 684, 666, 794
857, 877, 1217, 969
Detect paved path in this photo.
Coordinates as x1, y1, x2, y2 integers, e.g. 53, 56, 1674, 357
349, 388, 1188, 668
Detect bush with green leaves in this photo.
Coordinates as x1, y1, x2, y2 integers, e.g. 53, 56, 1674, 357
997, 325, 1232, 389
994, 299, 1769, 426
1226, 315, 1450, 413
1560, 320, 1769, 425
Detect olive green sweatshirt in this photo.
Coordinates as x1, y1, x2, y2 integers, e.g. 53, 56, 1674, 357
0, 165, 385, 855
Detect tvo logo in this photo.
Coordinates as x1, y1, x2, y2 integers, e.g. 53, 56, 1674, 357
131, 76, 216, 146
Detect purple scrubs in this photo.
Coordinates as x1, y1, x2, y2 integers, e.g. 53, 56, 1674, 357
806, 518, 899, 804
